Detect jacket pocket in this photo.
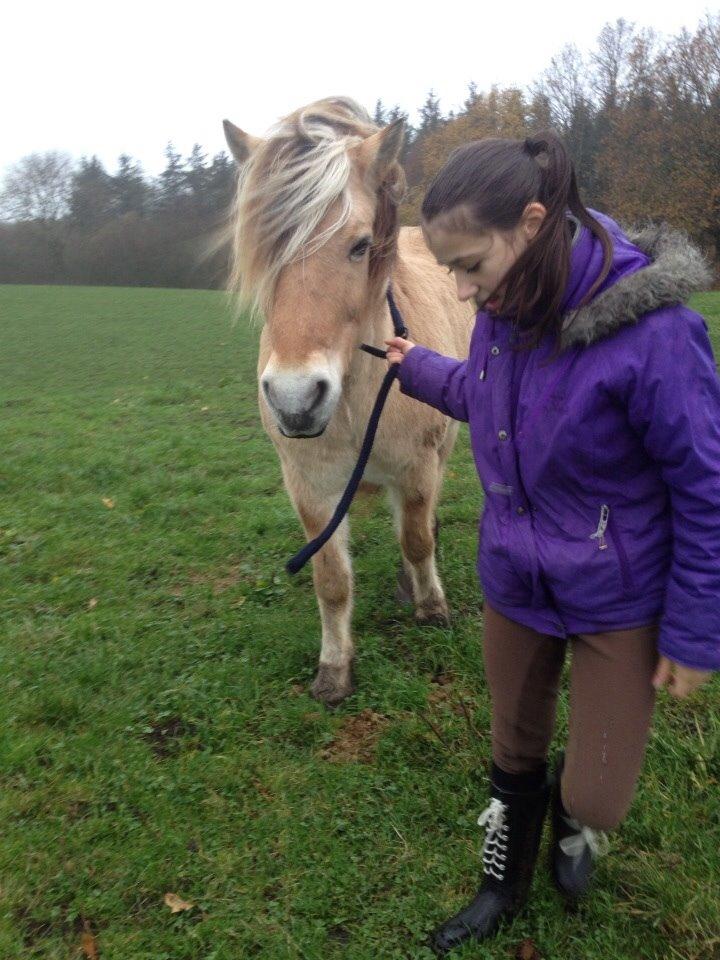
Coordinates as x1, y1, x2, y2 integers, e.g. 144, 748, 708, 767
589, 504, 636, 597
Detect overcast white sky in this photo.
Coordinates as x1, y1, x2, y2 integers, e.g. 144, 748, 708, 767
3, 1, 717, 179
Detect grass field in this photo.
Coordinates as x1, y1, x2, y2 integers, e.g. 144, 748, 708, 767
1, 284, 719, 960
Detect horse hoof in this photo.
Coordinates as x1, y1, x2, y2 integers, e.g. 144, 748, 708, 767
415, 602, 451, 628
310, 663, 355, 706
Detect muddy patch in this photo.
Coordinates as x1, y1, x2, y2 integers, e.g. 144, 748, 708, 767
141, 714, 198, 758
327, 923, 351, 944
14, 905, 96, 952
319, 708, 388, 764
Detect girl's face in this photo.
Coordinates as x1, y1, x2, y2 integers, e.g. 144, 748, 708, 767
422, 203, 546, 312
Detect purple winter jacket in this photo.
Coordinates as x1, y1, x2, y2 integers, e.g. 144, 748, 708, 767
397, 212, 720, 670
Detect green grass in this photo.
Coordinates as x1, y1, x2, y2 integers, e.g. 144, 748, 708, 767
0, 283, 719, 960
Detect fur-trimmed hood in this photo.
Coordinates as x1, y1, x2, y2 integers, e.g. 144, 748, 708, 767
561, 219, 714, 349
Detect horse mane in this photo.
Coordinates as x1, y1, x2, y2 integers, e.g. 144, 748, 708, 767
226, 96, 404, 320
369, 167, 405, 283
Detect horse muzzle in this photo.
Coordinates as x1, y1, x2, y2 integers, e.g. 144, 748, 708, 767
260, 360, 340, 439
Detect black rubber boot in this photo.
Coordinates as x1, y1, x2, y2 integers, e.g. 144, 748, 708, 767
550, 752, 608, 902
429, 764, 550, 956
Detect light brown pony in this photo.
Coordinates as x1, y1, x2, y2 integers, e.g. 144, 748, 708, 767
224, 97, 473, 705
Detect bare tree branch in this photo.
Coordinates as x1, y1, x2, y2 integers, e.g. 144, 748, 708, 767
0, 152, 74, 222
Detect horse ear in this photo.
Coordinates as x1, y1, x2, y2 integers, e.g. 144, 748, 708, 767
352, 118, 405, 186
223, 120, 262, 165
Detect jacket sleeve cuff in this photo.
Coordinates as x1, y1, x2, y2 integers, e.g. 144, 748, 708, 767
397, 345, 436, 397
658, 593, 720, 671
396, 346, 468, 421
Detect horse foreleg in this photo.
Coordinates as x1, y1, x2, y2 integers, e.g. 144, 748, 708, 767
388, 484, 450, 627
293, 500, 355, 706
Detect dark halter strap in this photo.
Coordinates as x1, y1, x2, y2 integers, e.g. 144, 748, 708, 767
286, 285, 407, 574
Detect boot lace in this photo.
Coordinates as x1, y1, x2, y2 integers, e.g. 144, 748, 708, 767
559, 815, 610, 859
478, 798, 509, 881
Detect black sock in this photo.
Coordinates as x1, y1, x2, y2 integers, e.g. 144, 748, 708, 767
491, 761, 547, 793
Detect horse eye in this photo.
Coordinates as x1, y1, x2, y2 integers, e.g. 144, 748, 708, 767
349, 237, 371, 261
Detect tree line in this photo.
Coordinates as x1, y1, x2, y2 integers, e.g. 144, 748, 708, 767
399, 13, 720, 270
0, 146, 236, 288
1, 13, 718, 289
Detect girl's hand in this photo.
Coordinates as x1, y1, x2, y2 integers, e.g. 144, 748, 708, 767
385, 336, 416, 365
652, 655, 712, 698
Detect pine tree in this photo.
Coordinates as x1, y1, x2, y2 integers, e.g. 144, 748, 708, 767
69, 156, 115, 229
185, 143, 210, 212
418, 89, 443, 134
464, 81, 479, 110
158, 142, 187, 211
114, 155, 148, 216
204, 151, 236, 215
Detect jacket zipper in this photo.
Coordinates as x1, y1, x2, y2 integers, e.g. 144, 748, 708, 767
478, 316, 498, 382
589, 504, 609, 550
590, 504, 635, 594
479, 345, 489, 381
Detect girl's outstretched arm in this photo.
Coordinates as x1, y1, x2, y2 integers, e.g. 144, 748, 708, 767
385, 337, 471, 423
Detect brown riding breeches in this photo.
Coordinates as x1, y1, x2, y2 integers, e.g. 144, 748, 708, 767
482, 603, 659, 832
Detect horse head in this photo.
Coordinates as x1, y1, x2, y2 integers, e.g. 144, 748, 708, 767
224, 97, 405, 438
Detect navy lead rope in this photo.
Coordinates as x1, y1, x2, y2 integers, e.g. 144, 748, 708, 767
286, 286, 408, 575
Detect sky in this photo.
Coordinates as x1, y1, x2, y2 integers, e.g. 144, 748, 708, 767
2, 0, 717, 180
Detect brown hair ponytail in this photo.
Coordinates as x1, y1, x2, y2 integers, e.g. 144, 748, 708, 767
421, 131, 613, 347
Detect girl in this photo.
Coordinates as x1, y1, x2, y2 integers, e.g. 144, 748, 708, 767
385, 133, 719, 955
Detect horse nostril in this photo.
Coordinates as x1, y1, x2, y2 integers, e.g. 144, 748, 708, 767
311, 378, 329, 410
261, 379, 274, 404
